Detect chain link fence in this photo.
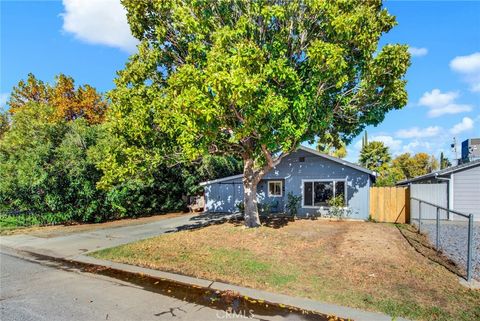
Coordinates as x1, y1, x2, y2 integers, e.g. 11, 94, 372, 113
410, 197, 478, 282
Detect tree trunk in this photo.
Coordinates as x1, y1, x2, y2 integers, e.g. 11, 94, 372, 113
243, 158, 261, 228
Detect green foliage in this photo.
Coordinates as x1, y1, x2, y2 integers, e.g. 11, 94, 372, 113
286, 192, 302, 217
391, 152, 438, 180
326, 195, 351, 220
316, 132, 347, 158
8, 73, 108, 124
108, 0, 409, 185
0, 103, 108, 222
374, 166, 404, 187
0, 109, 8, 139
236, 201, 245, 214
0, 102, 240, 227
359, 141, 391, 172
440, 152, 451, 170
182, 155, 243, 196
358, 143, 440, 186
361, 131, 369, 149
258, 202, 273, 216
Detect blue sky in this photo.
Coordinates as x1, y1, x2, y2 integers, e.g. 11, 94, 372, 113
1, 0, 479, 163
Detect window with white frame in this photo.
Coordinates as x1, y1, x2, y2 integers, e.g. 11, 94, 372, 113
302, 180, 346, 207
268, 181, 283, 197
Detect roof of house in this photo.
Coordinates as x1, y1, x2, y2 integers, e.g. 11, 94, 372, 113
396, 158, 480, 185
297, 146, 376, 176
199, 146, 375, 186
199, 174, 244, 186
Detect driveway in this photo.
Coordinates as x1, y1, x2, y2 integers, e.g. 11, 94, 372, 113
0, 212, 237, 259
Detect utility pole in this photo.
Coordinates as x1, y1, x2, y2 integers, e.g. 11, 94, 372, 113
450, 137, 458, 166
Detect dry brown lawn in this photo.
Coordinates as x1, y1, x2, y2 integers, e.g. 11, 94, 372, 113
1, 212, 184, 238
91, 220, 480, 321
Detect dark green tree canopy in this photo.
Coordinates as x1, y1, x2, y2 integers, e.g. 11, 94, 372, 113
117, 0, 409, 162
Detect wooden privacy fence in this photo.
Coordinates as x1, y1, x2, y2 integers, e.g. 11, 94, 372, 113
370, 187, 410, 223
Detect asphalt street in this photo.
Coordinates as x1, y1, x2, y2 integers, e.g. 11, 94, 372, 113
0, 253, 264, 321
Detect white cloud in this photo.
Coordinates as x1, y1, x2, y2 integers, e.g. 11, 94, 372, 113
401, 140, 433, 154
450, 117, 474, 135
61, 0, 138, 53
395, 126, 441, 139
450, 52, 480, 92
408, 47, 428, 57
450, 52, 480, 74
418, 89, 472, 117
354, 135, 403, 153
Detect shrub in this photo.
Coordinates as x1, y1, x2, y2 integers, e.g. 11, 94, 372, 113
326, 196, 351, 220
286, 192, 302, 218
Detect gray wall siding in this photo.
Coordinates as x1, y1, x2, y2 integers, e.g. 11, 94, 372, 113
204, 150, 370, 220
453, 166, 480, 220
410, 183, 448, 220
204, 179, 243, 213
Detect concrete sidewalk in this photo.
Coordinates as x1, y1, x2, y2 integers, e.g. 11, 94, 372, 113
0, 212, 235, 259
1, 213, 409, 321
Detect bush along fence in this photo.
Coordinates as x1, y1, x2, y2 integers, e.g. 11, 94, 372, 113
410, 197, 477, 282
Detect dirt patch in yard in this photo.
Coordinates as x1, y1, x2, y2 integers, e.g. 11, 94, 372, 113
1, 212, 185, 238
91, 220, 480, 321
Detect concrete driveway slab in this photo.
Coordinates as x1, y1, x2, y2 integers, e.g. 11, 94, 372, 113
1, 213, 237, 259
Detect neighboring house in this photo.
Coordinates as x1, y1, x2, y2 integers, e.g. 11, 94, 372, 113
200, 146, 376, 219
397, 159, 480, 221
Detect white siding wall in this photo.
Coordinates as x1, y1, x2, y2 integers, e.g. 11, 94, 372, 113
410, 183, 448, 220
454, 166, 480, 220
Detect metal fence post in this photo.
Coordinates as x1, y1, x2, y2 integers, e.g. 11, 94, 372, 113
418, 200, 422, 233
436, 207, 440, 250
467, 214, 474, 282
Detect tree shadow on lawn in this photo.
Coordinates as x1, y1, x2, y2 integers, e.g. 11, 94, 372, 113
164, 212, 242, 233
164, 212, 299, 233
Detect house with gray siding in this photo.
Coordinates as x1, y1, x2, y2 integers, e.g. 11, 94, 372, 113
397, 159, 480, 221
200, 146, 376, 220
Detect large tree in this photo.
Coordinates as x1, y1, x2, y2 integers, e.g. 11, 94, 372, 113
392, 152, 439, 179
359, 141, 391, 173
113, 0, 410, 227
359, 141, 394, 186
8, 73, 108, 124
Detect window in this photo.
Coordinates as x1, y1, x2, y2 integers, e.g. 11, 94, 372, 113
299, 157, 305, 162
268, 181, 283, 197
302, 180, 347, 207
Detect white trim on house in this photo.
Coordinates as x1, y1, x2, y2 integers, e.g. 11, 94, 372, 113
300, 179, 347, 209
199, 174, 243, 186
267, 180, 283, 197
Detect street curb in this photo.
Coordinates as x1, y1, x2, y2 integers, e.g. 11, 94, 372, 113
71, 254, 407, 321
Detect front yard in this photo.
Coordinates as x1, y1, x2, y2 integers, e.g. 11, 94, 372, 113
91, 219, 479, 321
